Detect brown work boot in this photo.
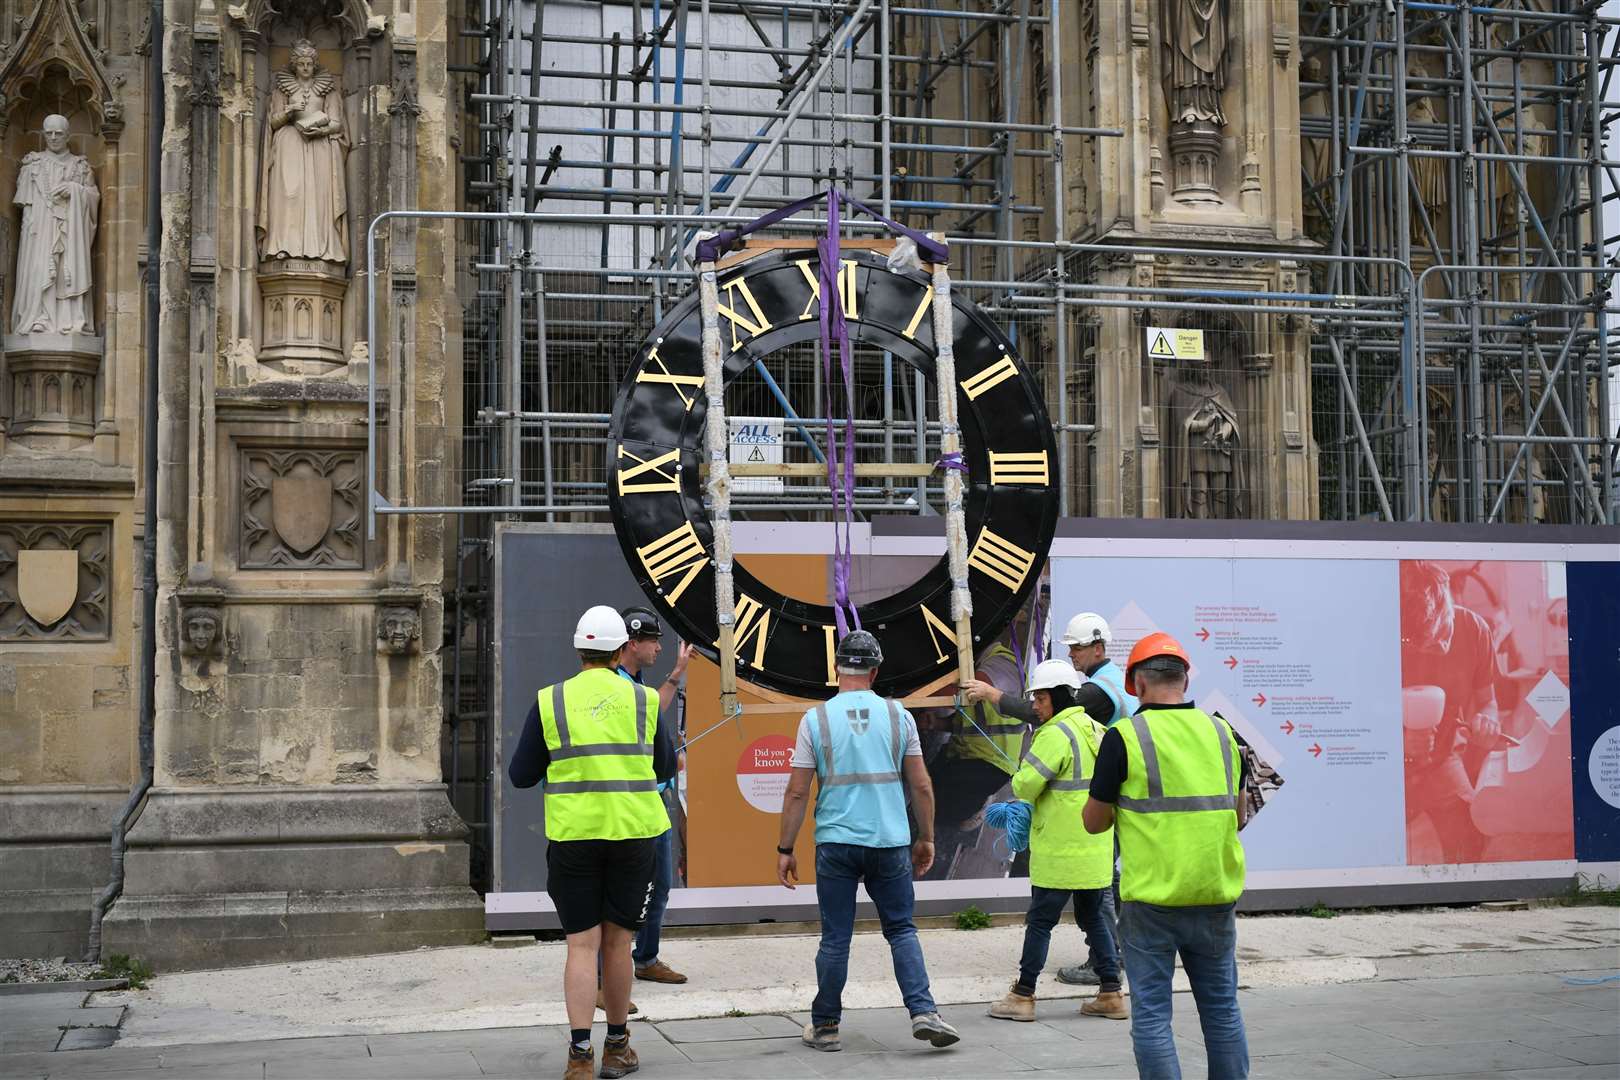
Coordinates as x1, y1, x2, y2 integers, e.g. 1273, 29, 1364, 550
599, 1033, 639, 1078
562, 1045, 594, 1080
988, 983, 1036, 1021
595, 989, 638, 1014
634, 959, 688, 984
1081, 990, 1130, 1020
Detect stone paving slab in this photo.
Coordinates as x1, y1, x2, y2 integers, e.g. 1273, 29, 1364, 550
51, 1030, 117, 1053
1332, 1039, 1586, 1077
657, 1013, 802, 1042
262, 1049, 484, 1079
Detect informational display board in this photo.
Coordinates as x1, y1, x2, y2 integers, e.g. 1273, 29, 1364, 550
1052, 555, 1581, 873
488, 521, 1620, 930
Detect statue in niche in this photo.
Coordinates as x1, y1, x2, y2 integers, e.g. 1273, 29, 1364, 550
1160, 0, 1230, 204
1406, 53, 1447, 249
1168, 355, 1245, 519
258, 39, 349, 264
377, 605, 421, 655
12, 114, 99, 335
1161, 0, 1229, 126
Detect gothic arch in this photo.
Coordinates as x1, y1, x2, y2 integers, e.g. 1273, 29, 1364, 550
0, 0, 121, 137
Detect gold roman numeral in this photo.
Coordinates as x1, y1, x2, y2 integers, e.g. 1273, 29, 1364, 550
901, 284, 934, 340
960, 352, 1019, 400
616, 444, 681, 494
723, 593, 771, 668
716, 276, 773, 350
919, 604, 960, 664
636, 521, 708, 604
967, 527, 1036, 591
987, 450, 1049, 485
823, 625, 838, 687
635, 346, 704, 411
794, 259, 860, 321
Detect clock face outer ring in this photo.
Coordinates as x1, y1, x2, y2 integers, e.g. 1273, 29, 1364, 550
607, 247, 1059, 700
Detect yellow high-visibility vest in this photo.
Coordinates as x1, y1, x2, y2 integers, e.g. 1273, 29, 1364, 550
1011, 705, 1114, 890
537, 667, 670, 842
1113, 706, 1245, 906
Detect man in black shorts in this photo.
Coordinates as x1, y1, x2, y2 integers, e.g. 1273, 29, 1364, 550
510, 605, 677, 1079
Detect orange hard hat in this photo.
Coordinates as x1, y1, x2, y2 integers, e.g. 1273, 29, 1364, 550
1124, 632, 1191, 695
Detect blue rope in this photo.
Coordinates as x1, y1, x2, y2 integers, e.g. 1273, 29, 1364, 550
1562, 973, 1620, 986
985, 800, 1032, 853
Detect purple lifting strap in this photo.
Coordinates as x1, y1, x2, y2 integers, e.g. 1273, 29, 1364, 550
819, 193, 861, 637
693, 189, 949, 265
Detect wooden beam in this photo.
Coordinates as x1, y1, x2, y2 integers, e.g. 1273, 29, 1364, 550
702, 462, 940, 478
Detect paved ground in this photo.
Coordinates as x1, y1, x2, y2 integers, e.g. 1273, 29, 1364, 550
0, 906, 1614, 1079
87, 907, 1619, 1042
0, 967, 1615, 1079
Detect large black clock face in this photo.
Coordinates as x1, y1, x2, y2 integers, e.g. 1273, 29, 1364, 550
607, 247, 1059, 699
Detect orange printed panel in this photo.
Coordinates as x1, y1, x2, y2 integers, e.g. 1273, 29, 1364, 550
684, 553, 828, 887
1399, 560, 1574, 865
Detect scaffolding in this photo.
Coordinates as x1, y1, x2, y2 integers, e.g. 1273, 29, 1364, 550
430, 0, 1620, 879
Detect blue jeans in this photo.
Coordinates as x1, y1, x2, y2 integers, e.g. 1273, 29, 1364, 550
631, 828, 673, 967
1120, 901, 1248, 1080
811, 842, 936, 1026
1019, 885, 1121, 992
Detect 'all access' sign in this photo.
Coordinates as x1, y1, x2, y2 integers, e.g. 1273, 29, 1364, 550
729, 416, 785, 495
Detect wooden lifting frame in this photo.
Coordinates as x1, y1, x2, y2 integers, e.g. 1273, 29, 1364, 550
696, 234, 974, 721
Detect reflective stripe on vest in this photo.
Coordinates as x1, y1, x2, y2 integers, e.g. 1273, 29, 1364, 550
1025, 720, 1090, 792
1086, 659, 1140, 725
814, 698, 903, 787
1113, 706, 1245, 906
1013, 706, 1113, 890
545, 681, 652, 768
1116, 712, 1236, 813
538, 668, 669, 841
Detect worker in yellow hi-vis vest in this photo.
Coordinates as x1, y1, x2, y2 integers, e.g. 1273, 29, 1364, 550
988, 659, 1126, 1024
1082, 633, 1251, 1080
508, 605, 677, 1080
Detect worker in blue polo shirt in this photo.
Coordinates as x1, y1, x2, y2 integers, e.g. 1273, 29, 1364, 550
616, 606, 692, 989
774, 630, 961, 1055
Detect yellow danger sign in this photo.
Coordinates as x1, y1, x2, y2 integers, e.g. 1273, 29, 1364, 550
1145, 326, 1206, 361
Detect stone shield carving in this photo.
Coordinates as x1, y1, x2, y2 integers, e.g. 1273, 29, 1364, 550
271, 474, 334, 553
17, 549, 78, 625
0, 523, 110, 641
240, 447, 363, 569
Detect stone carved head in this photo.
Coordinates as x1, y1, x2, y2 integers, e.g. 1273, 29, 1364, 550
182, 606, 221, 656
42, 114, 69, 154
377, 605, 420, 655
289, 39, 320, 79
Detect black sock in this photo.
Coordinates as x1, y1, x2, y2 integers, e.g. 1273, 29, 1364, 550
570, 1028, 591, 1053
607, 1022, 628, 1041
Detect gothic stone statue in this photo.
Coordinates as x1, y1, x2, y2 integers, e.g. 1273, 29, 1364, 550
1161, 0, 1229, 126
1169, 359, 1245, 519
258, 39, 349, 264
13, 114, 99, 335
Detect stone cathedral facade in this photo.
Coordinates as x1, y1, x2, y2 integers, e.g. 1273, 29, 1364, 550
1, 0, 1337, 968
1, 0, 480, 967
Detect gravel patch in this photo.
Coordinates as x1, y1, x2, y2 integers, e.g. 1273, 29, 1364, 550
0, 957, 102, 984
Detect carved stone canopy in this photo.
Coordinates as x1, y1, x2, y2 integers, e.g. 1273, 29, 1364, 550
232, 0, 383, 42
0, 0, 122, 137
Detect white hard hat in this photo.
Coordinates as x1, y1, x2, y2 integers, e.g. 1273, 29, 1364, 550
1026, 658, 1083, 695
1060, 612, 1111, 647
574, 604, 629, 650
